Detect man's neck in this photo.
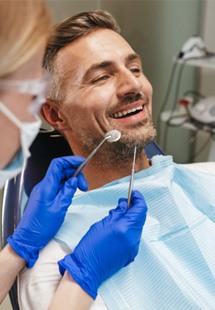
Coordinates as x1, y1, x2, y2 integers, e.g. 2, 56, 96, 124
66, 133, 150, 190
82, 152, 150, 190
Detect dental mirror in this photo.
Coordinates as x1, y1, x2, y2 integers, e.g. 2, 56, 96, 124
73, 129, 121, 177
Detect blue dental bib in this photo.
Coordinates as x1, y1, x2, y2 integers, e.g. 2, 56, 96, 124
55, 155, 215, 309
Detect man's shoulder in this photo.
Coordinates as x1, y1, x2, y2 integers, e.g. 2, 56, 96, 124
180, 161, 215, 174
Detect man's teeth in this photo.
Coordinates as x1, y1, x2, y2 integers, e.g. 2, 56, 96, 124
112, 105, 143, 119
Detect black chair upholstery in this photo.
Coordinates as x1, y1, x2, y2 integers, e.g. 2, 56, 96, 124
144, 140, 164, 159
1, 129, 163, 310
24, 129, 72, 197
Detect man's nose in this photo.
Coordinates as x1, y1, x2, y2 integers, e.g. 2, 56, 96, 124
116, 69, 142, 98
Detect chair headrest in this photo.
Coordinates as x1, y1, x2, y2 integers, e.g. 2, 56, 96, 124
24, 129, 72, 196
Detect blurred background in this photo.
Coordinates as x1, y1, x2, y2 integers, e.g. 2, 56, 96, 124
1, 0, 215, 309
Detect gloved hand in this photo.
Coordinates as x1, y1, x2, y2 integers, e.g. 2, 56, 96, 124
7, 156, 88, 268
58, 190, 147, 299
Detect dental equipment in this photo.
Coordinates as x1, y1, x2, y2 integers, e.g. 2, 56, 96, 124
127, 146, 137, 208
73, 129, 121, 177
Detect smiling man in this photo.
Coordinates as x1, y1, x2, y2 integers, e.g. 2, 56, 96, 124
42, 11, 156, 190
19, 10, 215, 310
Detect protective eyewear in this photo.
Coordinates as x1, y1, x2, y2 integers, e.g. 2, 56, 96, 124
0, 70, 50, 114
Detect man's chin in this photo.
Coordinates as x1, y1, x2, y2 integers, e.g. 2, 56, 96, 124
119, 124, 156, 146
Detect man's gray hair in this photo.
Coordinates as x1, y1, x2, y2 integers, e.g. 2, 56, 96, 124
43, 10, 121, 102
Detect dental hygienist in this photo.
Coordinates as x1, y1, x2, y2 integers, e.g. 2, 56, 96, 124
0, 1, 148, 309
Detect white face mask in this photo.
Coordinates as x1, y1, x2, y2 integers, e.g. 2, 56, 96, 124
0, 100, 41, 188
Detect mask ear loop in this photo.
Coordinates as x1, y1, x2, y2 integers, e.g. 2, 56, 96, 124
0, 100, 23, 129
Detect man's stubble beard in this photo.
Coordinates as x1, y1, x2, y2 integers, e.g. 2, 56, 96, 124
74, 108, 156, 170
98, 118, 156, 169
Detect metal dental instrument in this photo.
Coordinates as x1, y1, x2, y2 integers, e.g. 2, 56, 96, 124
73, 129, 121, 177
127, 146, 137, 208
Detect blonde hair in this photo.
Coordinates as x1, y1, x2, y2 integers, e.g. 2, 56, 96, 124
0, 0, 52, 78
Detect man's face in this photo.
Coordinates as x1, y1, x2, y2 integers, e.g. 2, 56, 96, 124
56, 28, 155, 159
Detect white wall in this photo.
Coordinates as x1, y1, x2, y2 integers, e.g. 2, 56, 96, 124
46, 0, 101, 21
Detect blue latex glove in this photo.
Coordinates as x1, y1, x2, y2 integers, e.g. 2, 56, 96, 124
7, 156, 88, 268
58, 190, 147, 299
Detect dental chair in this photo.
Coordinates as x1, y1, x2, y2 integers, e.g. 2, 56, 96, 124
1, 129, 163, 310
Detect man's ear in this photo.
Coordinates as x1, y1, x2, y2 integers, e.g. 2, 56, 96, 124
40, 99, 68, 131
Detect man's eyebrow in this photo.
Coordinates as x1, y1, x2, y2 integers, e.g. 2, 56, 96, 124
83, 53, 142, 80
88, 53, 141, 72
125, 53, 141, 63
85, 61, 113, 76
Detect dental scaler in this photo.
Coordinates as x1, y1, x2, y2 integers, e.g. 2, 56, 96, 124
127, 146, 137, 208
73, 129, 121, 177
